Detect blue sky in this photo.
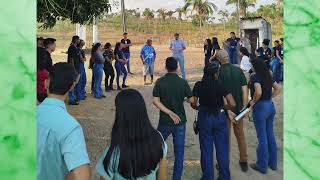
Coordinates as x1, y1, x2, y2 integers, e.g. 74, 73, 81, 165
115, 0, 276, 13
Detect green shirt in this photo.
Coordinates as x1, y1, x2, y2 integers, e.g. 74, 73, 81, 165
219, 63, 247, 114
153, 73, 192, 124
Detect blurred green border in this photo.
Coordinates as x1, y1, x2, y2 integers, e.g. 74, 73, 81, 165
0, 0, 36, 179
284, 0, 320, 179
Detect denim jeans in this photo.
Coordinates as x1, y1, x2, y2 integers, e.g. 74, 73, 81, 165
270, 58, 283, 83
228, 47, 238, 64
252, 100, 277, 173
93, 63, 104, 98
68, 77, 81, 103
198, 108, 230, 180
173, 54, 186, 79
79, 63, 87, 100
115, 61, 127, 88
158, 123, 186, 180
123, 52, 131, 73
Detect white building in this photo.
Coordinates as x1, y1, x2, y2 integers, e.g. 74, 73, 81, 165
240, 17, 272, 51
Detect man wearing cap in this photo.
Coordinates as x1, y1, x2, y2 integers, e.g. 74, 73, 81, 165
121, 32, 133, 74
170, 33, 187, 79
140, 39, 156, 85
217, 49, 249, 172
37, 62, 91, 180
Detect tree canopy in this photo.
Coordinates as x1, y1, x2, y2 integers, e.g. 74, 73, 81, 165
37, 0, 112, 29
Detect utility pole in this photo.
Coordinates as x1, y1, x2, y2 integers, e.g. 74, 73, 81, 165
121, 0, 127, 33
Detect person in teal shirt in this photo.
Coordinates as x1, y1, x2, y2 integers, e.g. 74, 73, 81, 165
37, 62, 90, 180
96, 89, 167, 180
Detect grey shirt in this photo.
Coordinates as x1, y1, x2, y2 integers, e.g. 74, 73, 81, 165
92, 52, 105, 64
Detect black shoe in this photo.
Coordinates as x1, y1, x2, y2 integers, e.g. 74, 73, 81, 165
122, 84, 129, 88
105, 87, 110, 92
117, 86, 122, 91
68, 101, 79, 105
250, 163, 267, 174
102, 95, 106, 98
109, 86, 114, 91
94, 96, 103, 99
239, 161, 248, 172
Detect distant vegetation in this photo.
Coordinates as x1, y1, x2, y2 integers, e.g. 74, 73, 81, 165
38, 0, 283, 46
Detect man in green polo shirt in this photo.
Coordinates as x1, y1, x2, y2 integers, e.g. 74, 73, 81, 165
153, 57, 192, 180
217, 49, 249, 172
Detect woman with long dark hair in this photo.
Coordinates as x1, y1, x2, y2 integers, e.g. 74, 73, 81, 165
239, 47, 252, 73
249, 59, 281, 174
114, 42, 129, 90
96, 89, 167, 180
191, 63, 236, 180
204, 39, 213, 66
209, 37, 221, 65
91, 43, 106, 99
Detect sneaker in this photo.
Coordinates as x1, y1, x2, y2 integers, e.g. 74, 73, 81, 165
102, 95, 106, 98
109, 86, 114, 91
239, 161, 248, 172
122, 84, 129, 88
68, 101, 79, 105
117, 86, 122, 91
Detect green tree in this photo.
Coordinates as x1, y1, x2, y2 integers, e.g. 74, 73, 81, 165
218, 10, 229, 31
142, 8, 155, 31
183, 0, 218, 29
166, 10, 175, 20
226, 0, 256, 17
37, 0, 112, 28
156, 8, 167, 21
175, 8, 184, 20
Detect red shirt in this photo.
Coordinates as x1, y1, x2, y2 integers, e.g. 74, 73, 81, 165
37, 69, 48, 94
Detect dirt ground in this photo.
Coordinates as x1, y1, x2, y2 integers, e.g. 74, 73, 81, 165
52, 45, 283, 180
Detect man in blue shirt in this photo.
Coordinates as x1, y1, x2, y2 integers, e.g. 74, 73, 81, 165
227, 32, 240, 64
37, 62, 90, 180
140, 39, 156, 85
170, 32, 187, 79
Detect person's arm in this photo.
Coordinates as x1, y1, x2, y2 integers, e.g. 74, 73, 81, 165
169, 41, 173, 51
67, 165, 91, 180
182, 41, 186, 51
250, 83, 262, 106
190, 96, 198, 110
140, 54, 145, 65
210, 49, 219, 60
115, 54, 126, 64
153, 97, 181, 124
272, 82, 281, 98
223, 93, 236, 109
157, 157, 168, 180
276, 49, 283, 63
242, 85, 249, 109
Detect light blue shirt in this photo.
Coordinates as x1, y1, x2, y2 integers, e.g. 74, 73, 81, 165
37, 98, 90, 180
170, 39, 186, 56
96, 134, 167, 180
140, 45, 156, 65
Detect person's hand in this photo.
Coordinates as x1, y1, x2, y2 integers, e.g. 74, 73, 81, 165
169, 112, 181, 124
250, 100, 255, 107
227, 110, 237, 124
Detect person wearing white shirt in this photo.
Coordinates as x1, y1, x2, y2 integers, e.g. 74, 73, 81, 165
239, 47, 252, 82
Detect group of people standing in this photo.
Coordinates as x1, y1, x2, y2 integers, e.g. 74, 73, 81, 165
37, 31, 283, 180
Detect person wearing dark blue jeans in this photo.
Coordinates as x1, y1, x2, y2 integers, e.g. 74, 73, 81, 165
252, 100, 277, 172
121, 32, 133, 74
227, 32, 240, 64
157, 123, 186, 180
153, 57, 193, 180
115, 61, 127, 90
93, 63, 104, 98
114, 42, 129, 90
77, 40, 87, 100
191, 63, 236, 180
249, 59, 281, 174
91, 43, 105, 99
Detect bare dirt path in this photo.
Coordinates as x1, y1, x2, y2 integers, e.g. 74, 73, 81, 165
52, 45, 283, 180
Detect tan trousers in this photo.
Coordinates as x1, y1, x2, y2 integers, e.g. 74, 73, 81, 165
227, 117, 248, 162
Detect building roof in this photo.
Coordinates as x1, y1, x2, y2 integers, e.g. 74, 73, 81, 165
240, 16, 268, 22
